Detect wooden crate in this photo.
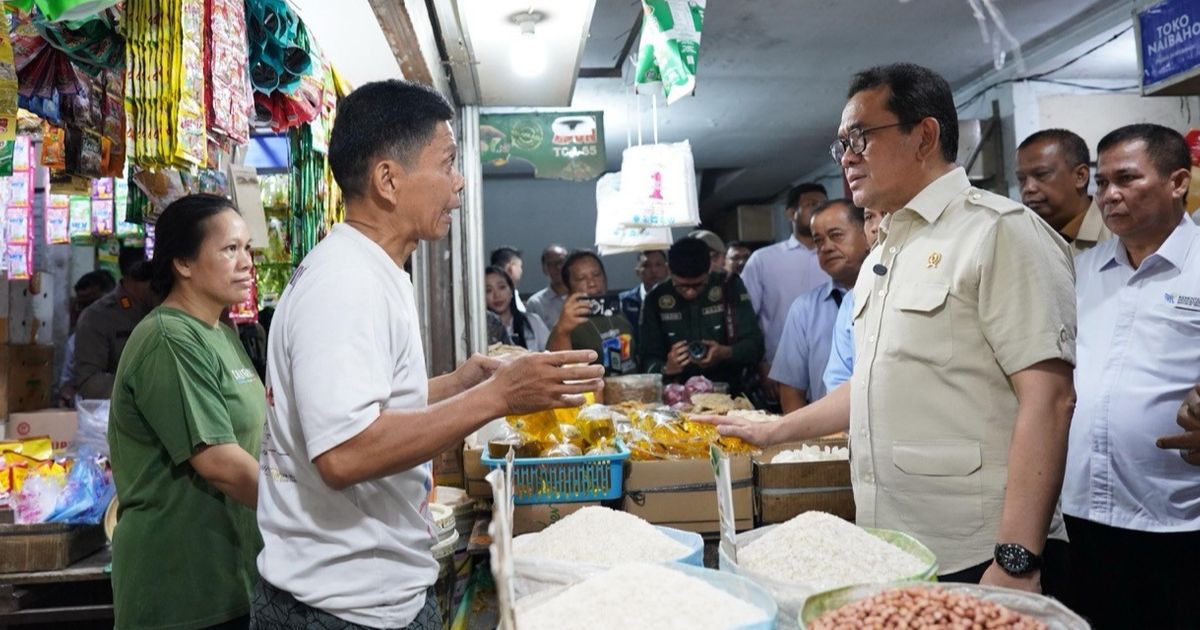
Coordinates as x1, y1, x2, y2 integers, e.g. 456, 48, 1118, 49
0, 523, 106, 574
755, 438, 856, 525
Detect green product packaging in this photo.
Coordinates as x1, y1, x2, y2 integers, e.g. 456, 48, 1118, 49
635, 0, 705, 105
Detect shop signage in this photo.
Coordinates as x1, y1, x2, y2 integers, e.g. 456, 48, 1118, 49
1137, 0, 1200, 93
480, 112, 606, 182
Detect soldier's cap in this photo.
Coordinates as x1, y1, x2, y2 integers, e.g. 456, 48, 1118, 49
686, 229, 724, 254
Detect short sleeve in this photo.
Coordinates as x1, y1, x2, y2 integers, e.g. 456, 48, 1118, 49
284, 272, 395, 458
740, 251, 765, 313
977, 212, 1077, 374
768, 297, 811, 389
822, 291, 855, 392
134, 333, 237, 466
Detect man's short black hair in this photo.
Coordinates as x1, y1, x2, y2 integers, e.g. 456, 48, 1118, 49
668, 237, 712, 279
848, 63, 958, 163
540, 244, 567, 264
1098, 123, 1190, 178
1018, 129, 1090, 167
490, 246, 522, 267
74, 269, 116, 294
328, 80, 455, 200
119, 245, 152, 282
786, 183, 828, 209
560, 250, 606, 289
637, 249, 667, 263
810, 198, 865, 227
726, 241, 750, 251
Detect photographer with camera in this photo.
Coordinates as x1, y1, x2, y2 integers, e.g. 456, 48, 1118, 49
640, 237, 764, 395
547, 250, 638, 375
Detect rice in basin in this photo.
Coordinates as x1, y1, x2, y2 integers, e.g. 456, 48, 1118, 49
513, 506, 689, 565
739, 511, 927, 592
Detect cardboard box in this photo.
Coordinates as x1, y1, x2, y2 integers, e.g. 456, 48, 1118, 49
434, 441, 464, 488
512, 502, 600, 535
755, 438, 855, 525
0, 523, 105, 573
622, 456, 754, 533
463, 445, 491, 499
2, 345, 56, 420
6, 409, 78, 453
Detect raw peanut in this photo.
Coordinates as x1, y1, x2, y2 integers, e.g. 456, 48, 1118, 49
809, 586, 1050, 630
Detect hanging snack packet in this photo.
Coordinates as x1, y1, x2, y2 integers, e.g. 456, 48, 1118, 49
635, 0, 705, 105
41, 123, 67, 168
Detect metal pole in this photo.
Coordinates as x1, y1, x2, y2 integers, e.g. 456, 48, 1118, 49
460, 104, 487, 358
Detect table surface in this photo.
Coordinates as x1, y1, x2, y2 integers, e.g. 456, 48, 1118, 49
0, 548, 111, 586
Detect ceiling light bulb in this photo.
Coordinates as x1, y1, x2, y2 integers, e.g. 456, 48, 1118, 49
511, 18, 546, 78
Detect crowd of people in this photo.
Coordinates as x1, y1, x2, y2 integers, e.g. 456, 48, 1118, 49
481, 64, 1200, 629
46, 60, 1194, 629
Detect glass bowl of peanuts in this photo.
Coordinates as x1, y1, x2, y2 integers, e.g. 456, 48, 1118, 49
800, 581, 1088, 630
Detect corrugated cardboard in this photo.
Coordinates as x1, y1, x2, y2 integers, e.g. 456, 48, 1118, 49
6, 409, 78, 453
512, 502, 600, 535
755, 438, 855, 524
434, 441, 464, 488
7, 273, 54, 346
0, 523, 105, 573
463, 445, 491, 499
2, 345, 56, 420
622, 456, 753, 533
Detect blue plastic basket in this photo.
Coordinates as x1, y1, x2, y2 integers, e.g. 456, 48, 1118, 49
480, 439, 630, 505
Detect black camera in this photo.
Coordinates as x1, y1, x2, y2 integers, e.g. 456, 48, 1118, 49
687, 341, 708, 360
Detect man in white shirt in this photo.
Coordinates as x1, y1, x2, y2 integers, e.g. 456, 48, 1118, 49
739, 183, 831, 391
1064, 123, 1200, 629
525, 244, 568, 328
253, 80, 604, 630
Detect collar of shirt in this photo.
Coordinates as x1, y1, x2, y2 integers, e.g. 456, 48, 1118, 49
899, 166, 971, 226
639, 283, 648, 302
1073, 198, 1108, 245
785, 234, 804, 250
822, 280, 853, 302
1101, 215, 1198, 273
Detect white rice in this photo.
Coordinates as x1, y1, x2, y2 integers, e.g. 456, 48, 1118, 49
513, 506, 690, 565
770, 444, 849, 463
516, 563, 770, 630
738, 511, 926, 591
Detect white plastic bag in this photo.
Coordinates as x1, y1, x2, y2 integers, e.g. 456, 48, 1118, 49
594, 172, 673, 254
617, 141, 700, 228
74, 398, 111, 456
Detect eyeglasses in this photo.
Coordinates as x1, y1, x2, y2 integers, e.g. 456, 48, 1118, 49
830, 122, 913, 164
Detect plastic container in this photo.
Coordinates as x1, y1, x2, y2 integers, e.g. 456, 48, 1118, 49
603, 373, 663, 404
719, 525, 938, 630
511, 525, 705, 599
800, 581, 1089, 629
481, 438, 630, 505
429, 503, 456, 542
515, 562, 778, 630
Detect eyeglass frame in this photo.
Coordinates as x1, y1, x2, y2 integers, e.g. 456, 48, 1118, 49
829, 121, 919, 164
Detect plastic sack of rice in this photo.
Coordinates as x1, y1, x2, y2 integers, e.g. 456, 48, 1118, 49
515, 562, 776, 630
719, 511, 937, 630
512, 506, 703, 599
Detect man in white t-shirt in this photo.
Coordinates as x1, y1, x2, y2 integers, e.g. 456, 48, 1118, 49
253, 80, 604, 630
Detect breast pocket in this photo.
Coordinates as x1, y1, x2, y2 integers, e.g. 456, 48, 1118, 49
887, 282, 953, 366
888, 440, 984, 538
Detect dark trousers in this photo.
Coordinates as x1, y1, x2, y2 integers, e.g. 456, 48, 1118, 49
205, 615, 250, 629
1064, 514, 1200, 630
251, 579, 441, 630
938, 539, 1072, 606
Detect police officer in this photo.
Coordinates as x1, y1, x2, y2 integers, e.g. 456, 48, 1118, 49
639, 237, 764, 391
73, 247, 155, 399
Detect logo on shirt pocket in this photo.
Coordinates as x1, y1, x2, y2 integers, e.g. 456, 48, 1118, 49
1164, 292, 1200, 312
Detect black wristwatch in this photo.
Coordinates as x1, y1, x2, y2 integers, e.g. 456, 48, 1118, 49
994, 543, 1042, 576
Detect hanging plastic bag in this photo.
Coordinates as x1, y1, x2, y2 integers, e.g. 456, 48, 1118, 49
617, 141, 700, 229
594, 172, 673, 255
74, 398, 110, 456
635, 0, 705, 105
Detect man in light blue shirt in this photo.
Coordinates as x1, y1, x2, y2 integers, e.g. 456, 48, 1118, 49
822, 207, 884, 393
1063, 123, 1200, 628
770, 199, 870, 412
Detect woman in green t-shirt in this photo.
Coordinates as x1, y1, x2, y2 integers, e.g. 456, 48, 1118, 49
108, 194, 265, 630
